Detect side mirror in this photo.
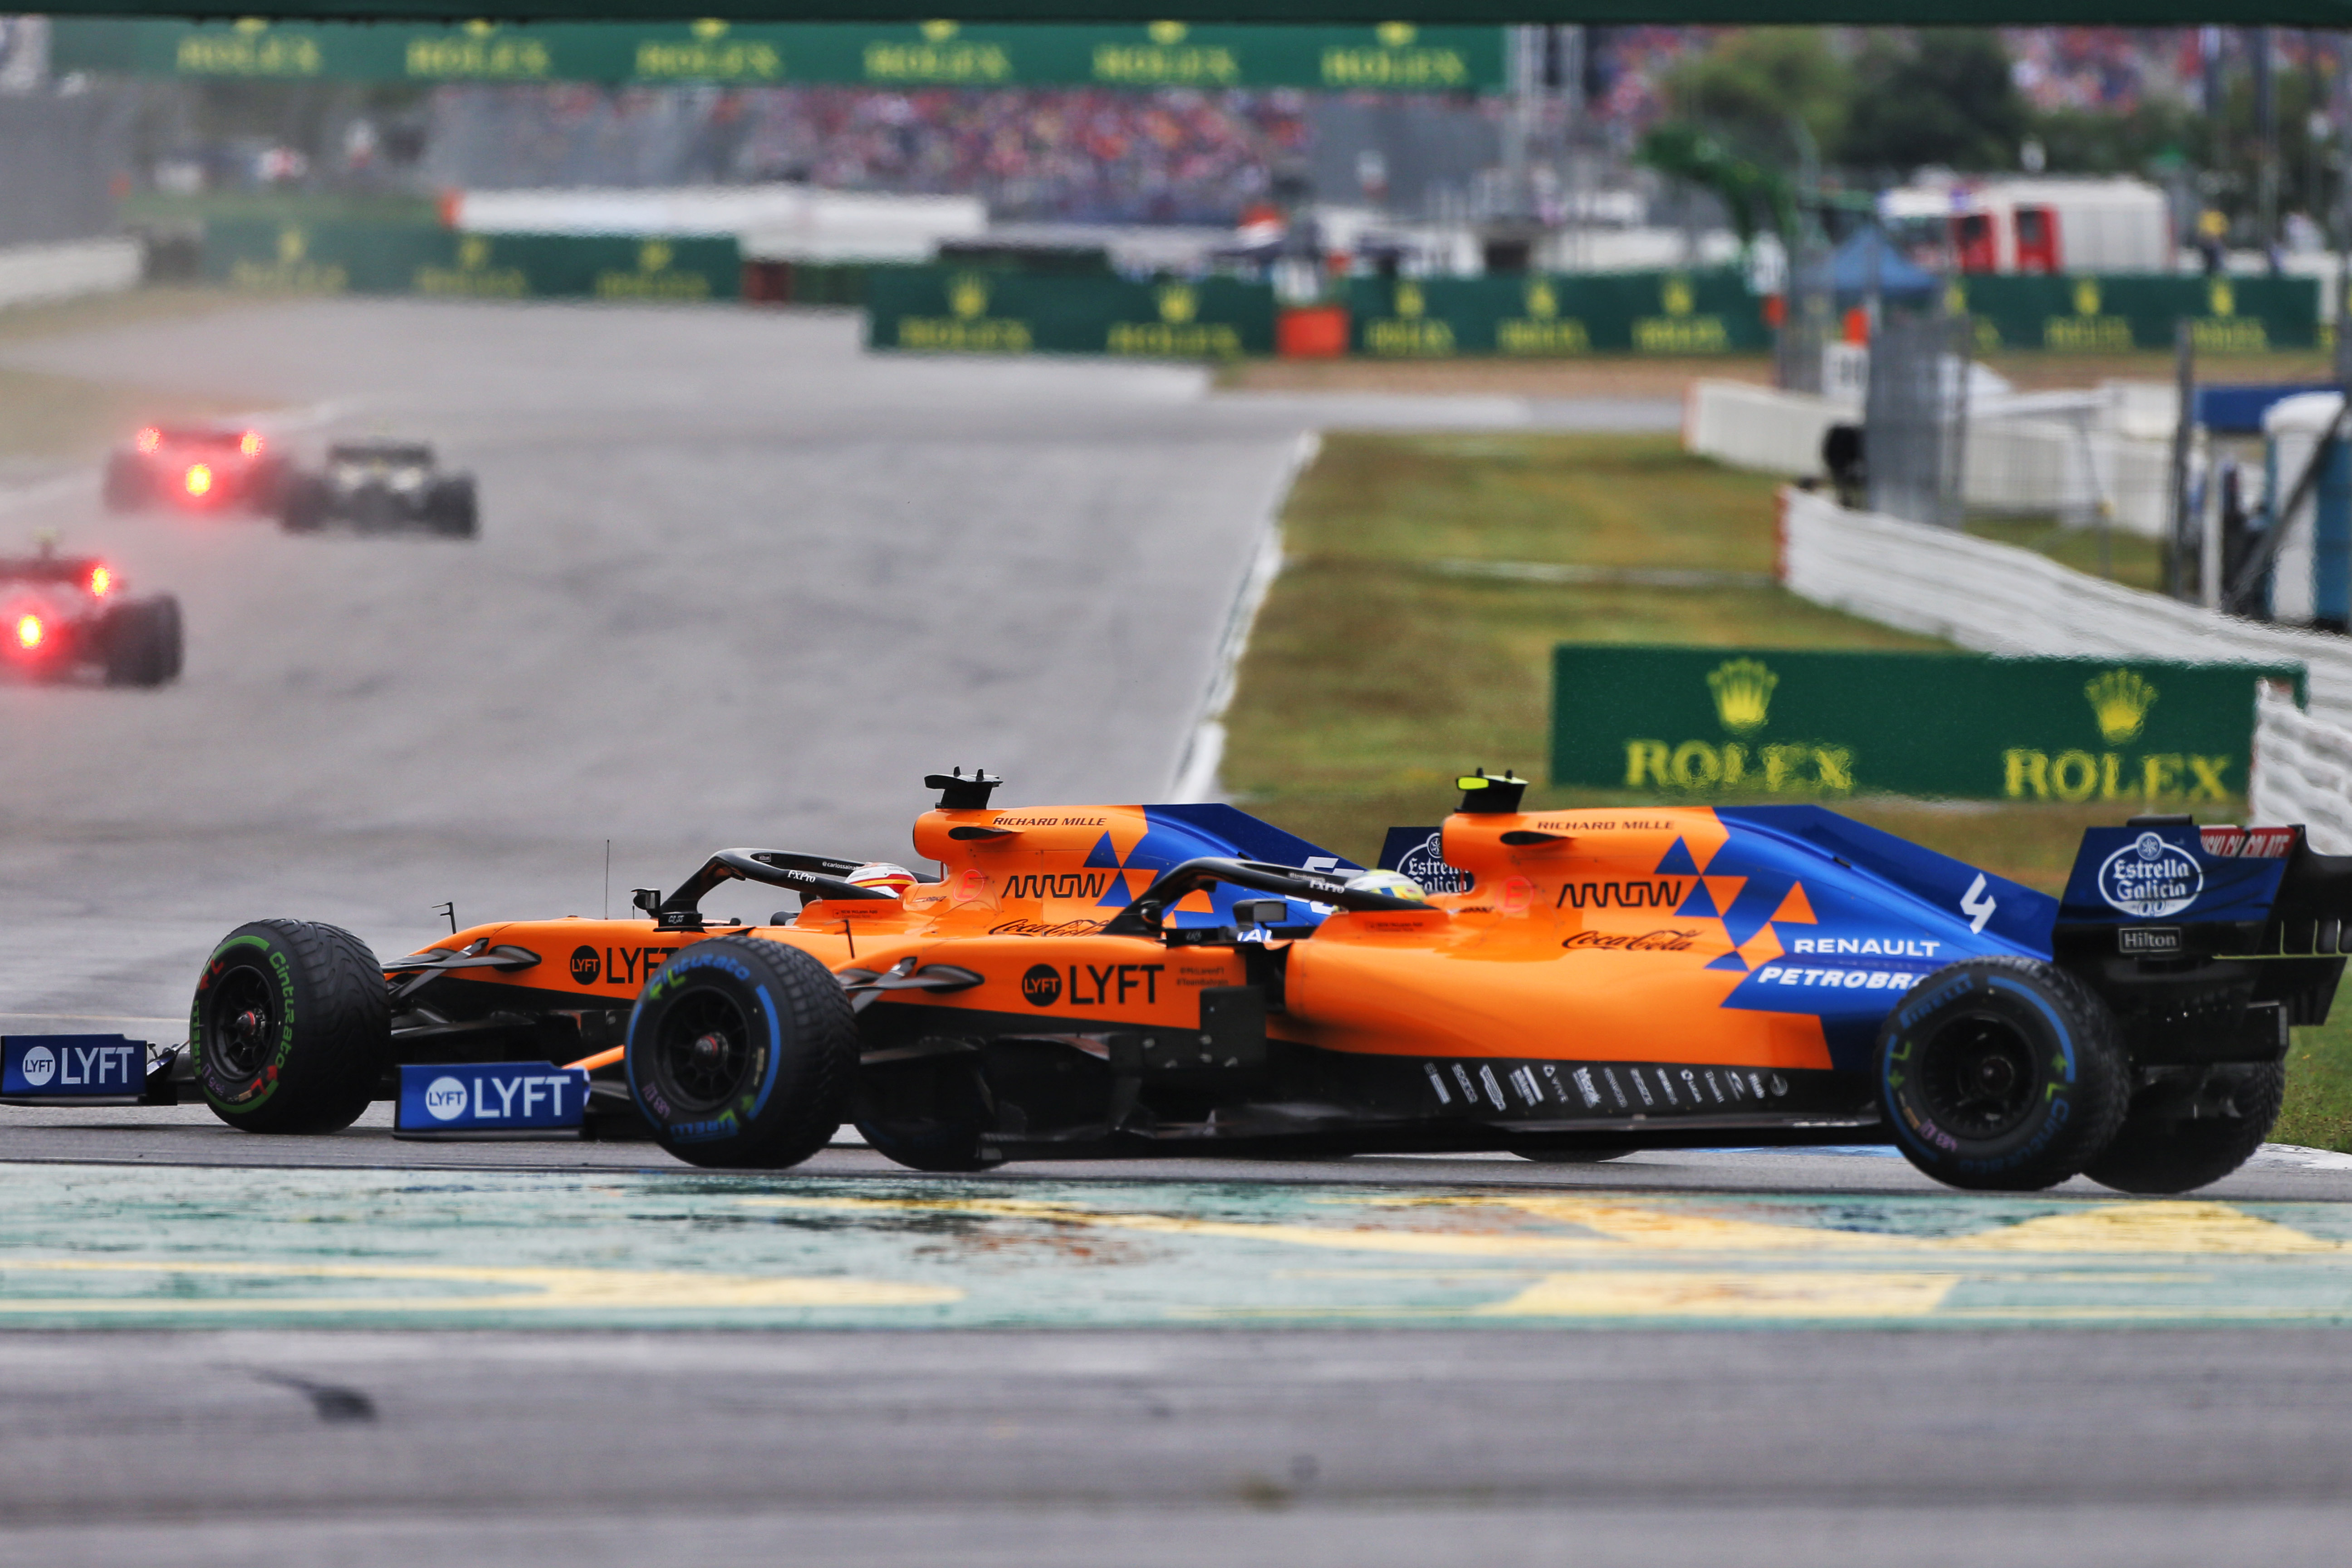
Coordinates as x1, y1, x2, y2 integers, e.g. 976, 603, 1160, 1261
1233, 898, 1289, 927
630, 887, 663, 916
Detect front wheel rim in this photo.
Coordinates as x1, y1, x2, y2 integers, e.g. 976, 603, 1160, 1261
650, 989, 753, 1114
206, 962, 281, 1079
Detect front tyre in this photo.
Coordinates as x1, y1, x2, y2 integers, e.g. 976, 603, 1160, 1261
625, 937, 855, 1169
191, 920, 388, 1133
1877, 956, 2128, 1192
2085, 1063, 2285, 1195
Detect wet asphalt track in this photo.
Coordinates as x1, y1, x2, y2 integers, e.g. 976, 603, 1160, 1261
1, 299, 2349, 1565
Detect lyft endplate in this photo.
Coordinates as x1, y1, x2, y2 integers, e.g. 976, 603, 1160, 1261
0, 1035, 148, 1105
393, 1062, 591, 1140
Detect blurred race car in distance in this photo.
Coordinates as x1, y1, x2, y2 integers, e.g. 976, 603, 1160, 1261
0, 544, 182, 686
281, 442, 477, 538
104, 425, 285, 515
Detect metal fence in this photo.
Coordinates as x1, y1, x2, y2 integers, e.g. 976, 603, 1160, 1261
1864, 310, 1972, 530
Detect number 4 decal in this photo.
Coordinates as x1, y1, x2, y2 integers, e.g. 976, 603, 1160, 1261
1960, 874, 1997, 935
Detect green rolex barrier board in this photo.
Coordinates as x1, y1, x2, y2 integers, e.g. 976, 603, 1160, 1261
1347, 271, 1769, 357
1948, 272, 2321, 353
202, 220, 741, 301
1551, 646, 2305, 803
50, 18, 1502, 92
868, 267, 1274, 357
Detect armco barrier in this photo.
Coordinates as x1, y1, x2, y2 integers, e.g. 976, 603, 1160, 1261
1684, 380, 1852, 479
1950, 272, 2320, 353
1690, 382, 2174, 537
202, 219, 741, 299
2252, 686, 2352, 853
1348, 270, 1768, 358
0, 239, 142, 309
867, 267, 1273, 357
1779, 484, 2352, 844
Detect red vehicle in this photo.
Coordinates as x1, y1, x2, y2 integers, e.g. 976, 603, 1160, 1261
103, 424, 287, 516
0, 545, 182, 686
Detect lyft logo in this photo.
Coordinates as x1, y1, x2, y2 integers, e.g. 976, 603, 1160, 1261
4, 1035, 143, 1098
396, 1063, 589, 1136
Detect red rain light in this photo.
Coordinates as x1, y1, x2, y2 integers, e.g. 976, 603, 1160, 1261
239, 431, 264, 458
184, 464, 214, 497
134, 427, 161, 455
87, 565, 112, 597
15, 614, 42, 650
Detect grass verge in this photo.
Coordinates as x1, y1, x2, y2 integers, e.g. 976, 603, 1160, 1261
1220, 431, 2351, 1151
0, 288, 266, 467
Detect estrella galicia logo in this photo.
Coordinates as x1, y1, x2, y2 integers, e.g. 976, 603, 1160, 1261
570, 945, 601, 985
1396, 831, 1469, 896
2097, 831, 2204, 918
1021, 964, 1062, 1006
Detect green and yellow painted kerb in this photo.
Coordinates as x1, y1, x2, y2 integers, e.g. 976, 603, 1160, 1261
6, 1165, 2352, 1328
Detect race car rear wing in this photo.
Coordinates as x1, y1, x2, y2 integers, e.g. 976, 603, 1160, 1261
2054, 816, 2352, 958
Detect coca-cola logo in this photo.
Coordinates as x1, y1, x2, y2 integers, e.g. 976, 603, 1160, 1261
1562, 927, 1700, 952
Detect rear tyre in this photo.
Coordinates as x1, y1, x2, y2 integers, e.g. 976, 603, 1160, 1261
625, 937, 856, 1169
191, 920, 388, 1133
2085, 1063, 2286, 1194
280, 474, 329, 534
858, 1048, 999, 1171
102, 597, 180, 688
1877, 956, 2128, 1192
427, 477, 478, 539
102, 452, 146, 512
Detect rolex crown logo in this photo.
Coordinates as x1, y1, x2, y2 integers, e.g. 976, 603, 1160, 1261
2210, 278, 2235, 318
2074, 277, 2101, 317
2085, 668, 2157, 745
1376, 21, 1417, 46
1526, 279, 1557, 319
1148, 19, 1187, 43
949, 272, 989, 319
1156, 282, 1197, 324
1395, 280, 1424, 318
1662, 276, 1694, 317
1707, 657, 1777, 736
639, 240, 672, 273
458, 235, 490, 270
462, 18, 499, 36
921, 19, 958, 40
1944, 280, 1967, 316
691, 17, 729, 39
276, 225, 306, 264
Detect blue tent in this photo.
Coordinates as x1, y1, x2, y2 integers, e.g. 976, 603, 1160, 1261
1822, 227, 1940, 301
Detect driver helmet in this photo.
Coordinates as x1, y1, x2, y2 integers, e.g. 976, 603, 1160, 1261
845, 862, 917, 897
1343, 869, 1428, 903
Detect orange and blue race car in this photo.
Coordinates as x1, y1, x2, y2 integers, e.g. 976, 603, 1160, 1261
143, 769, 2352, 1194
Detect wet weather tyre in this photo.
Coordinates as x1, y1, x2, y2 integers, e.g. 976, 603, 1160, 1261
280, 474, 328, 533
427, 478, 477, 539
191, 920, 389, 1134
625, 936, 855, 1169
1877, 956, 2128, 1192
102, 597, 181, 688
2085, 1063, 2286, 1195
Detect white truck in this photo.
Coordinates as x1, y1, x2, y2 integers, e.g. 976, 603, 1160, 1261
1880, 177, 2173, 274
